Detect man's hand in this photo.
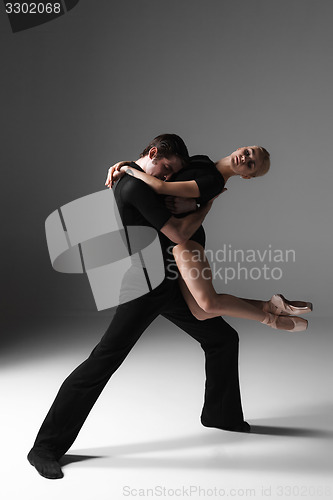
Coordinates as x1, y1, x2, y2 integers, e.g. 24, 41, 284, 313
165, 188, 227, 214
165, 196, 197, 214
105, 161, 132, 189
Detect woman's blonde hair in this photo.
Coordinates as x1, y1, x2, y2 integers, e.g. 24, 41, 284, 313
252, 146, 270, 177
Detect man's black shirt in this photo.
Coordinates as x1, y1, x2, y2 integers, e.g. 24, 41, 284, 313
114, 162, 175, 279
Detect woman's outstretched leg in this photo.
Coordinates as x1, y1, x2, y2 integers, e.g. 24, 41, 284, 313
173, 241, 307, 331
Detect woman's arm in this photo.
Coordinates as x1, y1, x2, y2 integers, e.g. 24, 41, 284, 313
124, 165, 200, 197
106, 161, 200, 198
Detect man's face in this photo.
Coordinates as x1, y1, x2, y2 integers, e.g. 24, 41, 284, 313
145, 153, 184, 181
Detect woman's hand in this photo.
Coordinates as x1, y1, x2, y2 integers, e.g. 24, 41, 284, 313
105, 161, 132, 188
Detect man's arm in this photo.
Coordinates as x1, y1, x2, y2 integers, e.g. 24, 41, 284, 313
118, 177, 217, 245
164, 196, 197, 215
160, 198, 214, 244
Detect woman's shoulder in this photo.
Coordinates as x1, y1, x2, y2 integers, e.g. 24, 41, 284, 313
174, 155, 217, 181
189, 155, 215, 168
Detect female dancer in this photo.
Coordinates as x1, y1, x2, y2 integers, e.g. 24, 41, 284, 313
105, 146, 312, 332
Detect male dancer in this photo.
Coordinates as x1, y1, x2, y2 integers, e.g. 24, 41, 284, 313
28, 134, 248, 480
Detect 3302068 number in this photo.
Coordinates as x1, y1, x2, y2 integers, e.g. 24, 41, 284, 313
5, 3, 62, 14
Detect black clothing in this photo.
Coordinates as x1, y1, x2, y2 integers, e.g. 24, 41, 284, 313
172, 155, 225, 247
114, 162, 176, 280
176, 155, 225, 204
33, 280, 243, 459
115, 162, 171, 230
31, 156, 244, 460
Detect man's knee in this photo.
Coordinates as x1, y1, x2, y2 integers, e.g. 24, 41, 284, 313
203, 324, 239, 351
220, 326, 239, 347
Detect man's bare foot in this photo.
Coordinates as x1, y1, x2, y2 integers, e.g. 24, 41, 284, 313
27, 449, 64, 479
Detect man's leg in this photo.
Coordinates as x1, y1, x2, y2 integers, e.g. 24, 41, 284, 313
162, 289, 247, 431
28, 286, 167, 478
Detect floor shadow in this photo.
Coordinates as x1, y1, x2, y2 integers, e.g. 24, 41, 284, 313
67, 435, 333, 474
250, 425, 333, 438
71, 432, 240, 459
59, 454, 103, 466
65, 408, 333, 474
68, 423, 333, 461
68, 409, 333, 461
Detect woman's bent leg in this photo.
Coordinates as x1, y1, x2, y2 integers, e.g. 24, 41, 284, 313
173, 241, 295, 329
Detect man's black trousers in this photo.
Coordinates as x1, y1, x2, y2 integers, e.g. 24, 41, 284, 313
32, 280, 245, 460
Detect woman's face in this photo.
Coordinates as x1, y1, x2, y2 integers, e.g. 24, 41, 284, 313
230, 146, 262, 179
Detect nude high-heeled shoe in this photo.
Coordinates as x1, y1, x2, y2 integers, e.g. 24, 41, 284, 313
261, 312, 308, 332
265, 294, 313, 316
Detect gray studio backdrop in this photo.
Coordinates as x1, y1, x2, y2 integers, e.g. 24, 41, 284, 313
1, 0, 332, 327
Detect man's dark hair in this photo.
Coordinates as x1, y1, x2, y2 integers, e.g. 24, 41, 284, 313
140, 134, 189, 166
